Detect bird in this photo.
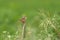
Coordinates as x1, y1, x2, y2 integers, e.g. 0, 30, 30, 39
20, 16, 27, 24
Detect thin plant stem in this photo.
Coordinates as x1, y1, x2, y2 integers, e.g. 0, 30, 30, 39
21, 23, 26, 40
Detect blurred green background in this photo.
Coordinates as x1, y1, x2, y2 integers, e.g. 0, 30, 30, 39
0, 0, 60, 40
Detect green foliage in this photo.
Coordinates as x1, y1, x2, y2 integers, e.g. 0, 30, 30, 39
0, 0, 60, 40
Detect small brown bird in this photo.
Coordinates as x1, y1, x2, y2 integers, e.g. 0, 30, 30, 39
20, 16, 27, 24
